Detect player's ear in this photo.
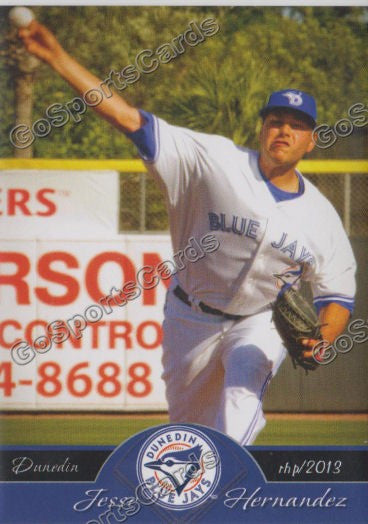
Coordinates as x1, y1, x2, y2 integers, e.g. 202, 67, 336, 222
306, 130, 317, 153
257, 119, 264, 141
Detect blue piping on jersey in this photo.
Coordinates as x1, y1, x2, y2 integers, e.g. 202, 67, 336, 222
314, 296, 355, 314
242, 371, 273, 446
125, 109, 159, 162
257, 155, 305, 202
313, 293, 355, 303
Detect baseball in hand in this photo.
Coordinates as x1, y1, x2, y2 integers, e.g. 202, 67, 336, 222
9, 7, 35, 28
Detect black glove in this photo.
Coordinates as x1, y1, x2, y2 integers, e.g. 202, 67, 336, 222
272, 284, 322, 372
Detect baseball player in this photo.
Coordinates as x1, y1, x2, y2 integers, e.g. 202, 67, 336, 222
19, 22, 356, 445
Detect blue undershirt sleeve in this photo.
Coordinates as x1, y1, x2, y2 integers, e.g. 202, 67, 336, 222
125, 109, 157, 162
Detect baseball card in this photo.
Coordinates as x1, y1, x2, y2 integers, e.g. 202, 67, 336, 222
0, 1, 367, 522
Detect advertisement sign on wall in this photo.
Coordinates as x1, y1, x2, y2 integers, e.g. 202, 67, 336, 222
0, 171, 171, 410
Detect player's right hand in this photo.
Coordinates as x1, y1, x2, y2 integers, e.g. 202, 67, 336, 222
18, 20, 64, 64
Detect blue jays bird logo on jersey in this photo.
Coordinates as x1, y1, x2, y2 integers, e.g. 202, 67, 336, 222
136, 425, 221, 510
274, 264, 306, 289
282, 91, 303, 106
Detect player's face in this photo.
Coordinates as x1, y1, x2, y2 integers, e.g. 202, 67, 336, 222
259, 110, 315, 166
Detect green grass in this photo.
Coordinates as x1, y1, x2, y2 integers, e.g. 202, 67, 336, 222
255, 420, 368, 446
1, 415, 367, 446
0, 416, 168, 446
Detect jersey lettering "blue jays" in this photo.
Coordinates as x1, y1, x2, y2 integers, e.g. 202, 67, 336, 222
271, 233, 316, 265
208, 212, 261, 239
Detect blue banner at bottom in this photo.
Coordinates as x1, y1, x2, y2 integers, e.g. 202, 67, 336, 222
1, 424, 367, 523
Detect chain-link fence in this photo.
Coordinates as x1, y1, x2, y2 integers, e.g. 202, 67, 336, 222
119, 170, 368, 237
119, 172, 169, 232
306, 173, 368, 238
0, 158, 365, 237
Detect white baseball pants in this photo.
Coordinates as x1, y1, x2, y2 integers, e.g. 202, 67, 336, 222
161, 286, 286, 446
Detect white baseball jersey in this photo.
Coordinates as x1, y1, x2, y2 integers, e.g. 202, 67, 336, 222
127, 110, 356, 316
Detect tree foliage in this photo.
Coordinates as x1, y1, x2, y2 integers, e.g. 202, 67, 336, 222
0, 5, 367, 158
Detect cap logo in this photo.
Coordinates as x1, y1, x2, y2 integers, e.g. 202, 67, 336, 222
282, 91, 303, 106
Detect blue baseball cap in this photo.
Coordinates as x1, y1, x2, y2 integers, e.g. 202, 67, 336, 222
260, 89, 317, 127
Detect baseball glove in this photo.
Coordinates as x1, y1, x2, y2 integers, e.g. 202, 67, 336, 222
272, 284, 322, 372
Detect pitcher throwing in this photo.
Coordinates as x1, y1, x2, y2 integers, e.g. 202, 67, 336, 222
18, 21, 356, 445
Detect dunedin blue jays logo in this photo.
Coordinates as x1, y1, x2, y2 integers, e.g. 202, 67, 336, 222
136, 425, 221, 510
282, 91, 303, 106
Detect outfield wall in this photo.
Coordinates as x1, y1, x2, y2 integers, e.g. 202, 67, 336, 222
0, 164, 367, 412
0, 169, 169, 411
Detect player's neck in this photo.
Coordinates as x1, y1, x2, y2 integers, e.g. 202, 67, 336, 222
258, 156, 299, 192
